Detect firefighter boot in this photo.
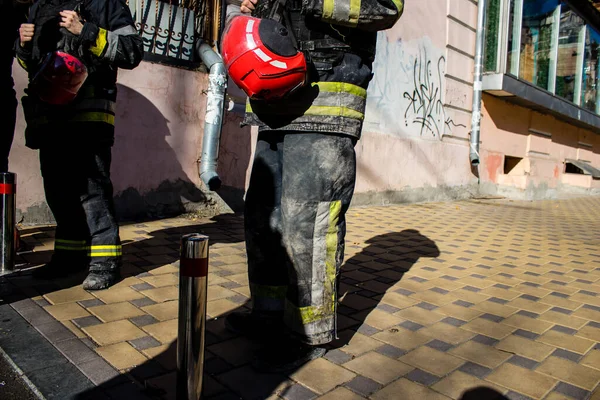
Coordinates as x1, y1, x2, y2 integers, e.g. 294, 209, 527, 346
83, 270, 120, 290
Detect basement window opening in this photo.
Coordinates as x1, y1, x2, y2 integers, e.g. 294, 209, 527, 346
565, 162, 586, 174
564, 158, 600, 178
504, 156, 524, 175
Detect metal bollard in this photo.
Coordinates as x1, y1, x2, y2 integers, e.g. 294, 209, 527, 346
0, 172, 16, 276
177, 233, 209, 400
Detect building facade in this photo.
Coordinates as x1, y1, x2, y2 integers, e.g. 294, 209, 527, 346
9, 0, 600, 224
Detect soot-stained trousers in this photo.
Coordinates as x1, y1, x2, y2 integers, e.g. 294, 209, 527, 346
243, 0, 404, 344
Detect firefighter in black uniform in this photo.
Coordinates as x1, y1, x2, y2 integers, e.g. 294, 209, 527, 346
223, 0, 404, 372
16, 0, 143, 290
1, 0, 29, 253
1, 0, 28, 172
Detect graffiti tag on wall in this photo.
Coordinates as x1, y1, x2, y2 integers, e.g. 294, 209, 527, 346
403, 48, 465, 137
365, 34, 466, 139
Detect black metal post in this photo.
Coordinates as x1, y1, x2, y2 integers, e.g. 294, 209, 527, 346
0, 172, 16, 275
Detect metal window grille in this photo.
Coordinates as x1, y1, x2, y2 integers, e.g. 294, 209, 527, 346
126, 0, 222, 63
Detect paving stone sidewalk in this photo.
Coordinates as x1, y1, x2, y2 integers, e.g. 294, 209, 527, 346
1, 196, 600, 400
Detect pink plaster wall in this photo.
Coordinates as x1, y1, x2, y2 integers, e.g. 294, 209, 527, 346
11, 0, 598, 221
11, 0, 482, 220
10, 59, 254, 220
355, 132, 474, 193
111, 63, 206, 194
10, 64, 45, 216
479, 93, 600, 189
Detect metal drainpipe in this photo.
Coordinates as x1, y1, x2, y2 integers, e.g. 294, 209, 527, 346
470, 0, 486, 166
196, 41, 227, 191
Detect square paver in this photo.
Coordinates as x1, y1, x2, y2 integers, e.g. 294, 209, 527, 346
83, 320, 147, 346
129, 336, 162, 351
324, 349, 353, 365
344, 352, 412, 384
536, 356, 600, 390
486, 363, 557, 399
375, 344, 407, 359
281, 384, 318, 400
404, 368, 440, 386
371, 378, 449, 400
344, 375, 382, 396
554, 382, 591, 400
400, 346, 464, 377
432, 371, 506, 399
458, 362, 492, 379
450, 341, 512, 369
88, 302, 146, 322
292, 358, 356, 394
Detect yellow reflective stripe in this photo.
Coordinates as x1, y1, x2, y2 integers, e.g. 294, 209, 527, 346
323, 0, 334, 21
294, 304, 331, 324
247, 81, 365, 120
89, 252, 122, 257
392, 0, 404, 15
325, 200, 341, 312
28, 112, 115, 127
349, 0, 361, 25
91, 27, 108, 57
325, 200, 341, 285
289, 201, 341, 327
56, 243, 122, 256
312, 81, 367, 98
55, 245, 87, 251
89, 244, 122, 257
304, 105, 364, 120
17, 57, 29, 71
89, 245, 122, 250
250, 283, 287, 299
56, 239, 86, 244
55, 239, 87, 251
247, 103, 363, 120
70, 112, 115, 124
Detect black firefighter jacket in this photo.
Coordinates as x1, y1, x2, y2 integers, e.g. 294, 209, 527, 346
15, 0, 144, 148
245, 0, 404, 139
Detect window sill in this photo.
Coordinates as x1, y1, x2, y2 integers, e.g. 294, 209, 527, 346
482, 73, 600, 134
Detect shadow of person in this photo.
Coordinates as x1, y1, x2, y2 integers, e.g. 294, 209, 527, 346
3, 213, 244, 305
459, 387, 510, 400
113, 82, 254, 219
65, 229, 440, 400
111, 84, 210, 221
329, 229, 441, 350
8, 138, 441, 399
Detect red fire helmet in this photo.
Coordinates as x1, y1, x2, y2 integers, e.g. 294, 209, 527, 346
30, 51, 88, 105
221, 15, 307, 101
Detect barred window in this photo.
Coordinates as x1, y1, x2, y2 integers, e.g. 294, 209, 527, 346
127, 0, 223, 67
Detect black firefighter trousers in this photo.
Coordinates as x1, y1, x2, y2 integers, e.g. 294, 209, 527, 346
245, 131, 356, 345
39, 144, 121, 273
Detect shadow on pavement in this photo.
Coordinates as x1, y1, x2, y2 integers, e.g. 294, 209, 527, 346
44, 227, 441, 399
459, 387, 510, 400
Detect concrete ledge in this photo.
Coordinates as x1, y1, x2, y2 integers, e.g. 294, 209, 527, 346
483, 73, 600, 134
350, 184, 482, 207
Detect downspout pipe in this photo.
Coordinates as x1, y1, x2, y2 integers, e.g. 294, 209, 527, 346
196, 41, 228, 191
470, 0, 486, 166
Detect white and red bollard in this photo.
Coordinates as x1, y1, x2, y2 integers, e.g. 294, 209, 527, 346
177, 233, 209, 400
